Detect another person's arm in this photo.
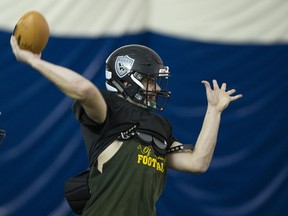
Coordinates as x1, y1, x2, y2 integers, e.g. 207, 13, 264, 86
10, 36, 106, 124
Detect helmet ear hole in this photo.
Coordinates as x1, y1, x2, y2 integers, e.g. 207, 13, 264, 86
134, 72, 143, 81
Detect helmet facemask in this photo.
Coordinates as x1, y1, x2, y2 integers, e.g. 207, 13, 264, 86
131, 67, 170, 111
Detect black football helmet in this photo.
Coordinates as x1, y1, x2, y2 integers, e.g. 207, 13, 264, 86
105, 44, 171, 111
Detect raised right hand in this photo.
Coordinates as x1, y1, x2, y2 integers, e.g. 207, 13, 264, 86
10, 36, 41, 64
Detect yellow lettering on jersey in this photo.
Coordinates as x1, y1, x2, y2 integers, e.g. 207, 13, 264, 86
137, 145, 165, 173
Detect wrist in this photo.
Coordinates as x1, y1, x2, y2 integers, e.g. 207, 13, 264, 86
28, 55, 41, 68
206, 105, 222, 116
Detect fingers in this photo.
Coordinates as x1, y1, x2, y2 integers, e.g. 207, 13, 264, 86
10, 36, 20, 53
10, 35, 15, 45
221, 82, 226, 91
222, 84, 243, 101
10, 35, 18, 49
230, 94, 243, 101
10, 36, 19, 60
10, 35, 42, 64
202, 80, 224, 90
227, 89, 243, 100
227, 89, 236, 95
201, 80, 211, 89
202, 79, 221, 90
202, 79, 243, 98
10, 36, 15, 50
212, 79, 219, 89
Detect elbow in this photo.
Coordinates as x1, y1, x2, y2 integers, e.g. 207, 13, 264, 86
193, 164, 209, 174
74, 80, 96, 101
73, 80, 107, 124
188, 151, 213, 173
188, 160, 211, 174
198, 164, 209, 173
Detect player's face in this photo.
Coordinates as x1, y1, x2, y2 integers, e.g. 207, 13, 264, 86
141, 77, 161, 101
142, 77, 161, 91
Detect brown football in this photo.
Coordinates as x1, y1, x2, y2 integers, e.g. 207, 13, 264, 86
13, 11, 49, 54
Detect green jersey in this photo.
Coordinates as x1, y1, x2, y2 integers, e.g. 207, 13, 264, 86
82, 139, 167, 216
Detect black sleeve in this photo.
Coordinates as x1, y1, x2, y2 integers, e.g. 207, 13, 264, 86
72, 101, 103, 162
72, 101, 104, 128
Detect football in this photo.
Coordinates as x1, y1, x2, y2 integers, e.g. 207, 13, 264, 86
13, 11, 49, 54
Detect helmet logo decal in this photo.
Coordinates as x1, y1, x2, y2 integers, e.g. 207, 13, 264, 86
115, 55, 135, 78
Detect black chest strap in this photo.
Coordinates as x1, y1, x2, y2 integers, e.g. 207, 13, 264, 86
118, 125, 194, 156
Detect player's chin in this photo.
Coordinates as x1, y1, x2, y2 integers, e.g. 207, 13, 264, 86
148, 95, 156, 101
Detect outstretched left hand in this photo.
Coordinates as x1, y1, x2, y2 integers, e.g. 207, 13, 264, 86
202, 79, 243, 113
